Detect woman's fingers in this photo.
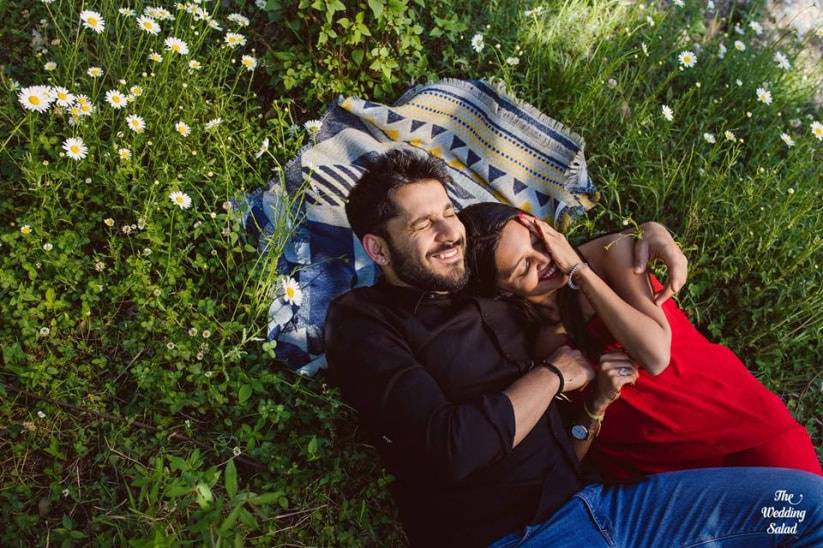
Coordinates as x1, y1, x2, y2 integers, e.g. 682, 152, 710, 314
600, 352, 631, 362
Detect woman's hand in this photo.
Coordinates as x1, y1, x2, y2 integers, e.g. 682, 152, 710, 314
589, 352, 638, 414
633, 222, 688, 306
517, 214, 582, 274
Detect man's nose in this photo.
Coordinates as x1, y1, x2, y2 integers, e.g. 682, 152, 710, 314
434, 218, 461, 243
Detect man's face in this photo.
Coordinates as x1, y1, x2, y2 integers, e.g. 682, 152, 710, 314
382, 180, 468, 292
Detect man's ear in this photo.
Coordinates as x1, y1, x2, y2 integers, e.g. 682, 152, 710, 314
362, 234, 391, 265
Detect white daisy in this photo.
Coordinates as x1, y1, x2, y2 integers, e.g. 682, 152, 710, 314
169, 190, 192, 209
44, 61, 57, 71
224, 32, 246, 47
208, 19, 223, 31
51, 86, 75, 107
164, 37, 189, 55
304, 119, 322, 134
678, 50, 697, 68
62, 137, 88, 160
506, 56, 520, 66
718, 43, 727, 59
137, 15, 160, 35
241, 55, 257, 71
105, 89, 128, 109
702, 132, 716, 143
118, 8, 136, 17
227, 13, 250, 27
43, 242, 53, 251
80, 10, 105, 33
734, 40, 746, 51
20, 225, 32, 235
661, 104, 674, 122
734, 23, 744, 35
780, 133, 795, 147
118, 147, 132, 160
255, 137, 269, 158
811, 121, 823, 141
188, 59, 202, 70
282, 277, 303, 306
87, 66, 104, 78
145, 6, 174, 21
724, 130, 736, 142
175, 121, 191, 137
18, 85, 54, 113
204, 117, 223, 130
126, 114, 146, 133
749, 21, 763, 35
756, 87, 773, 105
130, 85, 143, 97
471, 33, 484, 53
773, 52, 791, 71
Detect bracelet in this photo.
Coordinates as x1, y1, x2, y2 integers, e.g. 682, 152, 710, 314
567, 262, 588, 290
583, 400, 605, 422
536, 360, 564, 395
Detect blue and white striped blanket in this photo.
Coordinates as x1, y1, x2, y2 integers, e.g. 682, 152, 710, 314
242, 79, 597, 375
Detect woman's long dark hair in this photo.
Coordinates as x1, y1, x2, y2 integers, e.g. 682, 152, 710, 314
458, 202, 592, 358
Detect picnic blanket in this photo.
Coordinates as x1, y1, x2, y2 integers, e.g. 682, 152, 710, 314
242, 78, 597, 376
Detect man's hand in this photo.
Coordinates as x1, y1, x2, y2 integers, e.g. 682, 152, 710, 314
589, 352, 639, 415
547, 345, 595, 392
633, 222, 688, 306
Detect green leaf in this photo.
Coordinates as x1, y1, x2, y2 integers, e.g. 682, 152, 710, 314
219, 502, 244, 534
352, 49, 364, 65
367, 0, 384, 19
195, 482, 213, 509
238, 384, 252, 403
248, 491, 283, 505
225, 459, 238, 499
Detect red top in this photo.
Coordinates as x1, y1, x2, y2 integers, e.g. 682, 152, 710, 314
580, 276, 802, 481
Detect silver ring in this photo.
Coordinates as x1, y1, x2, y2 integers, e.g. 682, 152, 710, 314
618, 367, 631, 376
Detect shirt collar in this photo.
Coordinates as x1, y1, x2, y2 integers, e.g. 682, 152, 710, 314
373, 278, 455, 315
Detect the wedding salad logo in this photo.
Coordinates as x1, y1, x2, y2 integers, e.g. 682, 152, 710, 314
761, 489, 806, 535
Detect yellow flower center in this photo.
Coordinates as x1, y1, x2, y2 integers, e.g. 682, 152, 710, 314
175, 196, 184, 204
89, 17, 97, 26
172, 44, 181, 52
286, 287, 296, 299
70, 145, 80, 154
29, 96, 41, 105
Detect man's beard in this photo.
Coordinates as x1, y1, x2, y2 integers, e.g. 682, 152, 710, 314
385, 236, 469, 292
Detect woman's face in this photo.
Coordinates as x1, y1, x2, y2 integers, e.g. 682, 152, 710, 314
494, 219, 567, 297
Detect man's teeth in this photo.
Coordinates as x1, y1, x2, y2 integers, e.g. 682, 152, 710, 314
433, 248, 459, 259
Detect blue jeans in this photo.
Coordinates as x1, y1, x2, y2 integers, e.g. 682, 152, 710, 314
489, 467, 823, 547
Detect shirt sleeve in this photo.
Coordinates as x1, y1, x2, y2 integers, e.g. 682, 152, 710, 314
325, 296, 517, 483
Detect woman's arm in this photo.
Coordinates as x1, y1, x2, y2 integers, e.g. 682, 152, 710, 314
574, 233, 672, 374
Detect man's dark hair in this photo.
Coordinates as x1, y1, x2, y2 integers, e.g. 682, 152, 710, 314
346, 148, 453, 241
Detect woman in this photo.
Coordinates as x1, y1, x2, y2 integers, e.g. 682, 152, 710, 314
458, 202, 821, 481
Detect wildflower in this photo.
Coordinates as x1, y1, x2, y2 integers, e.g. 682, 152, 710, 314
20, 225, 32, 236
673, 0, 684, 6
749, 21, 763, 35
130, 85, 143, 97
202, 329, 211, 338
724, 130, 736, 142
39, 326, 51, 336
641, 42, 648, 56
51, 86, 75, 107
304, 119, 322, 134
118, 7, 135, 17
253, 137, 270, 159
137, 15, 160, 35
471, 33, 484, 53
756, 87, 773, 105
241, 55, 257, 71
773, 52, 791, 71
255, 0, 267, 8
189, 327, 198, 337
43, 242, 53, 251
282, 277, 303, 306
62, 137, 88, 160
811, 121, 823, 141
228, 13, 250, 27
18, 85, 54, 113
188, 59, 202, 70
702, 133, 716, 144
204, 117, 223, 130
80, 10, 105, 33
164, 37, 189, 55
37, 410, 46, 418
736, 79, 743, 86
87, 66, 104, 78
145, 7, 174, 21
116, 148, 131, 161
169, 191, 192, 209
780, 133, 795, 147
232, 447, 242, 457
224, 32, 246, 47
122, 225, 132, 235
44, 61, 57, 71
505, 56, 520, 66
105, 90, 128, 109
143, 247, 152, 256
678, 50, 697, 68
149, 51, 163, 63
167, 341, 175, 350
126, 114, 146, 133
607, 78, 617, 88
734, 23, 744, 35
706, 0, 715, 11
661, 105, 674, 122
789, 118, 801, 128
175, 121, 191, 137
734, 41, 746, 51
718, 43, 727, 59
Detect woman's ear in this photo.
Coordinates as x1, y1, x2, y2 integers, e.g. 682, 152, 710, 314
362, 234, 390, 265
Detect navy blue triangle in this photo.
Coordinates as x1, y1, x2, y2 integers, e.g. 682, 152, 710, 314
430, 124, 447, 139
466, 149, 482, 167
512, 179, 527, 194
536, 191, 552, 207
363, 100, 381, 109
386, 110, 404, 124
410, 120, 426, 133
450, 135, 467, 150
487, 164, 506, 183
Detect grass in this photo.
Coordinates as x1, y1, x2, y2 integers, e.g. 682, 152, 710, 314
0, 0, 820, 545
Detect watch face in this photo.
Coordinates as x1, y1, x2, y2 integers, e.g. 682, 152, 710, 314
571, 424, 589, 441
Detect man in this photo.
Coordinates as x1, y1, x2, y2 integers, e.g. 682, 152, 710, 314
325, 148, 822, 547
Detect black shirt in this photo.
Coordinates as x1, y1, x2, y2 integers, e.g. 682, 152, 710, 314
325, 280, 599, 547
